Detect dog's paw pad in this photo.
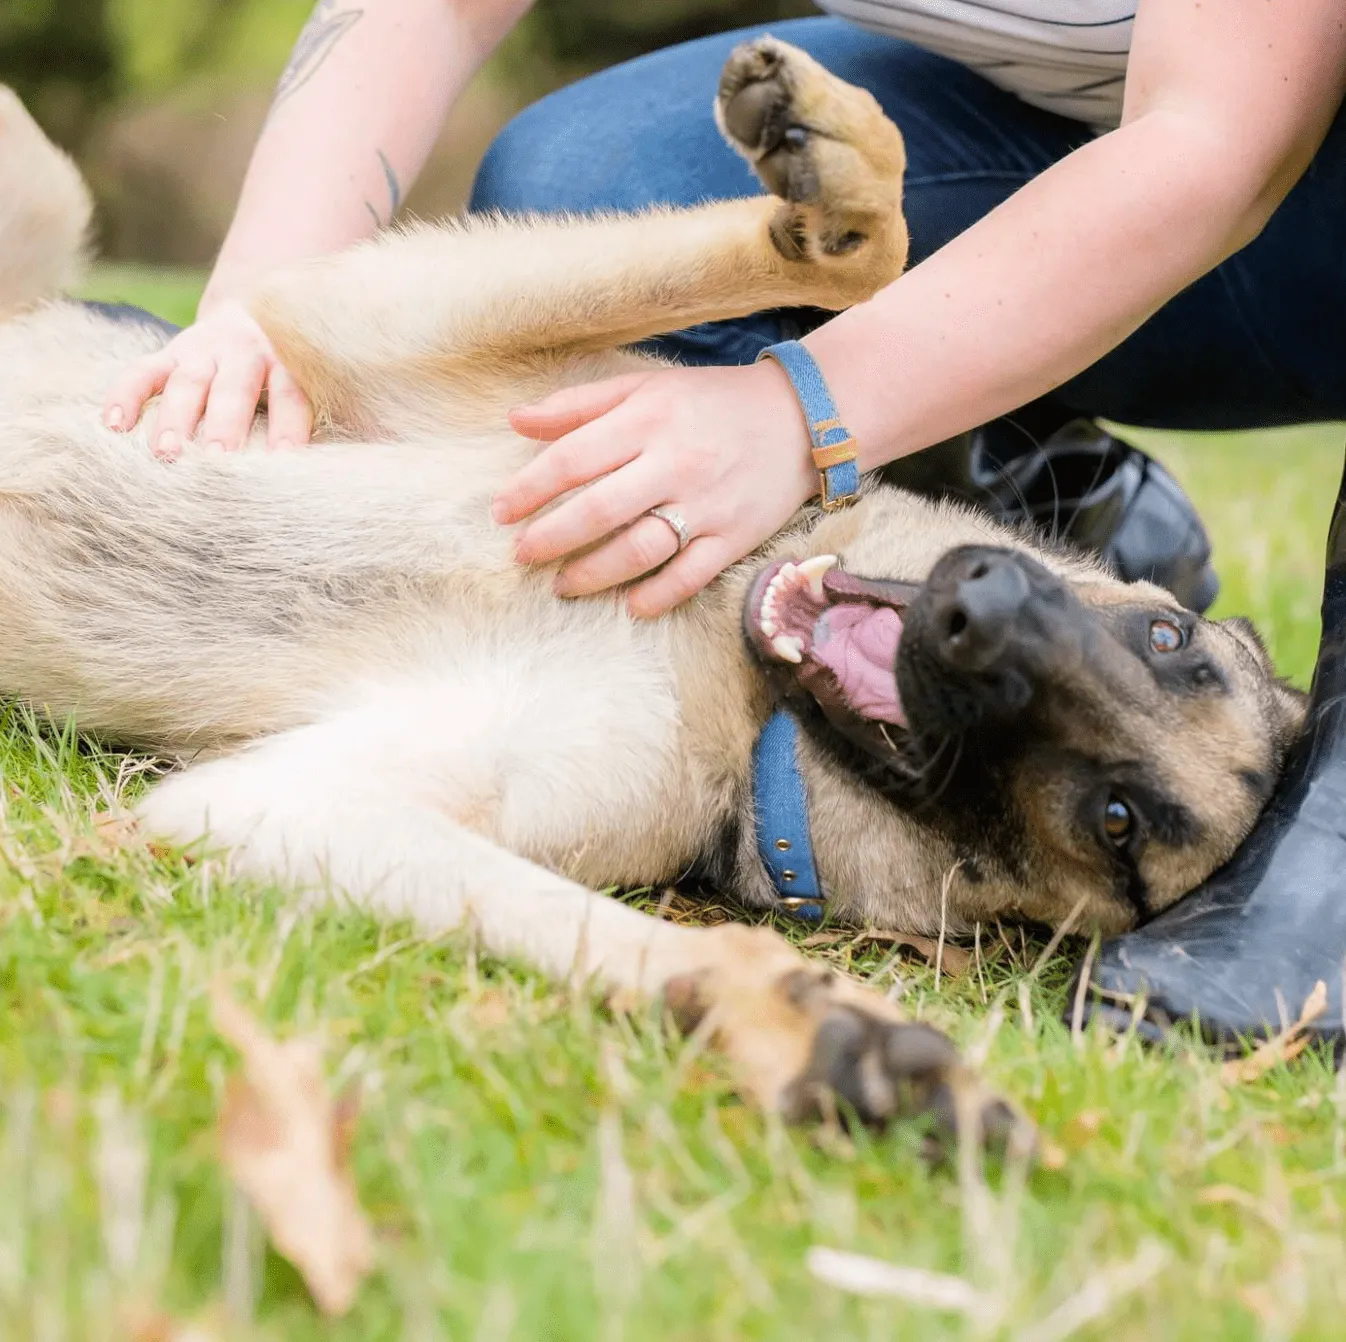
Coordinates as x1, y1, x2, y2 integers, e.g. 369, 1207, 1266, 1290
787, 1003, 1027, 1151
785, 1007, 955, 1123
716, 39, 821, 204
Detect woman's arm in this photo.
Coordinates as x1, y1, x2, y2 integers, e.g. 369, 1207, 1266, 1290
105, 0, 534, 455
808, 0, 1346, 468
495, 0, 1346, 616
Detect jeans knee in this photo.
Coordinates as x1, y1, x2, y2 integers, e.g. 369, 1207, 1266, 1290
469, 103, 559, 215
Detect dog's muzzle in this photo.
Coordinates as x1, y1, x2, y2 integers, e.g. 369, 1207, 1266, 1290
744, 555, 920, 732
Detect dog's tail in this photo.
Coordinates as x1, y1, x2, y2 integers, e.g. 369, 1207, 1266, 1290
0, 87, 91, 319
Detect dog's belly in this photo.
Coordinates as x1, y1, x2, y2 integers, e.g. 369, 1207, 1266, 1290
330, 615, 722, 890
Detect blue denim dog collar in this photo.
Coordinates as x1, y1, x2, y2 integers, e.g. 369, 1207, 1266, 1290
758, 339, 861, 511
751, 708, 825, 920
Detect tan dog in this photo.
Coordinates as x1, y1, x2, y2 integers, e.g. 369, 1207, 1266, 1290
0, 41, 1303, 1135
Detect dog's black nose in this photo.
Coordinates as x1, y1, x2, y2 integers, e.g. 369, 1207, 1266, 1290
931, 549, 1031, 671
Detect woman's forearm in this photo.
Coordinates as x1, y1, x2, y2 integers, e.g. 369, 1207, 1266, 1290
203, 0, 533, 310
810, 0, 1346, 471
806, 111, 1306, 471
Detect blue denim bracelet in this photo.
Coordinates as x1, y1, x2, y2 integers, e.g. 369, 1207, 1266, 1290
758, 339, 861, 511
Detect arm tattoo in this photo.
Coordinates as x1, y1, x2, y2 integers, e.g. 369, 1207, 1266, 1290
271, 0, 364, 113
364, 149, 403, 230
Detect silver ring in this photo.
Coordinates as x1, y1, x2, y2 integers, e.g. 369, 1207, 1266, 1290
648, 505, 691, 553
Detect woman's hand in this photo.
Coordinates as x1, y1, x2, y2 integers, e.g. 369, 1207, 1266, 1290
102, 299, 313, 458
494, 360, 817, 617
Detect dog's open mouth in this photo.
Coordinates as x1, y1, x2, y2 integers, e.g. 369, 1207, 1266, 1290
744, 556, 921, 728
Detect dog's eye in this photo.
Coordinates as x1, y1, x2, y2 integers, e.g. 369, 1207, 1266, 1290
1103, 796, 1134, 845
1149, 619, 1185, 654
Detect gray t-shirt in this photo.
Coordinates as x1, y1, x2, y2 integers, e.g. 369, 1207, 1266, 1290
817, 0, 1134, 128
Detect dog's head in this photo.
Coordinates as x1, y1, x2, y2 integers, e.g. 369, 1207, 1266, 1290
741, 491, 1304, 934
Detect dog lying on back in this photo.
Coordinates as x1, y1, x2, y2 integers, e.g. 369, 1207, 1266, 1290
0, 42, 1301, 1135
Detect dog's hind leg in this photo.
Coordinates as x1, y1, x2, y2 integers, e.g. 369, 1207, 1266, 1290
251, 39, 909, 437
136, 710, 1018, 1143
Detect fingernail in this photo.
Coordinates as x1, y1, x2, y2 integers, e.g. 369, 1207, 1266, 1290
207, 440, 224, 454
105, 406, 123, 430
275, 438, 294, 453
490, 498, 508, 524
155, 430, 178, 459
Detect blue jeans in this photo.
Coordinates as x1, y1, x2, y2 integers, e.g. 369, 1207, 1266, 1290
471, 17, 1346, 432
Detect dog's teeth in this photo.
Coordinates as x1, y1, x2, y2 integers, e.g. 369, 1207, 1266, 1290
798, 554, 837, 597
761, 615, 778, 637
771, 634, 804, 663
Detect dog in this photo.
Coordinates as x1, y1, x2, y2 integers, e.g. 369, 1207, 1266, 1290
0, 40, 1304, 1136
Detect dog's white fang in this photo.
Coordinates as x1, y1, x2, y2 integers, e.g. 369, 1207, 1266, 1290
797, 554, 837, 598
771, 634, 804, 663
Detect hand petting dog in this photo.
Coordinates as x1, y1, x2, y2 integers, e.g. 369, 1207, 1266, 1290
496, 359, 817, 616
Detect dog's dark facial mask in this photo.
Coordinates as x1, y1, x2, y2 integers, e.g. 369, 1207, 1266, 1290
744, 542, 1306, 932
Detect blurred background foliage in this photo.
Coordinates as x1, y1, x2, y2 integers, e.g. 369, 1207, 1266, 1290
1, 0, 812, 265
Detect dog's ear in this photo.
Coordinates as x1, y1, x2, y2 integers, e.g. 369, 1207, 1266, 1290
1218, 614, 1307, 751
1220, 615, 1271, 663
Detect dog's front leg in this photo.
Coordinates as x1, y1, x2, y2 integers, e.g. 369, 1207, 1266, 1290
136, 715, 1018, 1144
250, 39, 911, 439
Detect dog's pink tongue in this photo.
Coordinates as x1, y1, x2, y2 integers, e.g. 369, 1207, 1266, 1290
812, 605, 907, 726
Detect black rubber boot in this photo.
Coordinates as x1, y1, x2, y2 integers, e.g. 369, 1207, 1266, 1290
1080, 449, 1346, 1046
882, 407, 1220, 614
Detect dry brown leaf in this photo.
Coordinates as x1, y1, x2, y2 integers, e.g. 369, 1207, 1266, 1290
211, 986, 374, 1316
807, 929, 973, 976
904, 935, 972, 976
858, 932, 970, 976
1221, 979, 1327, 1085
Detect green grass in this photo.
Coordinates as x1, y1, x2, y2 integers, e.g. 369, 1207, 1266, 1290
5, 270, 1343, 1339
76, 264, 207, 331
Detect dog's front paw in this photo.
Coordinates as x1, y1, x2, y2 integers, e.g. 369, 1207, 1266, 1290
715, 37, 909, 273
663, 926, 1026, 1148
717, 38, 820, 205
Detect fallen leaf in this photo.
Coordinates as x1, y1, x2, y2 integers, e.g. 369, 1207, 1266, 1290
211, 986, 374, 1316
1221, 980, 1327, 1085
836, 930, 972, 976
894, 934, 972, 977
